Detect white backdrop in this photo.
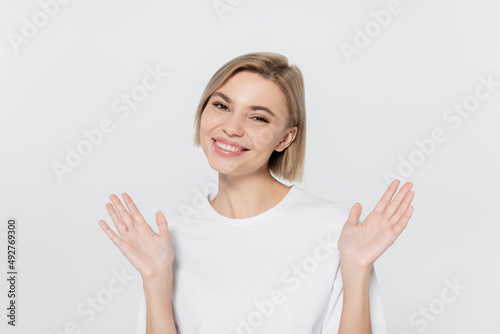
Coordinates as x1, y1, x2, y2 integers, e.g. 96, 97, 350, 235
1, 0, 499, 333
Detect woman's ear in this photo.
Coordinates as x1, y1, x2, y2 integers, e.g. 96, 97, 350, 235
275, 126, 298, 152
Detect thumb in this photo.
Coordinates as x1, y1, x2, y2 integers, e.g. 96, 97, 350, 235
346, 202, 362, 227
155, 211, 170, 237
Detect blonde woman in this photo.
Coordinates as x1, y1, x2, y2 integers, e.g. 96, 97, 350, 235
99, 52, 415, 334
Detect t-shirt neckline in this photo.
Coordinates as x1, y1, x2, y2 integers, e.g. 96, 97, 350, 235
204, 184, 299, 227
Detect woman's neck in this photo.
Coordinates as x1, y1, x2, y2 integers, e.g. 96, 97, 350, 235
210, 172, 291, 219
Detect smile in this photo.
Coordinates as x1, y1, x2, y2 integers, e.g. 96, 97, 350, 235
211, 139, 249, 157
214, 140, 246, 152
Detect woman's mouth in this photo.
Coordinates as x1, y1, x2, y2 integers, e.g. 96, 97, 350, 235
212, 139, 249, 156
212, 139, 249, 152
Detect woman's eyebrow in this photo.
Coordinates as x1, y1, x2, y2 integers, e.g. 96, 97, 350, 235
212, 91, 276, 118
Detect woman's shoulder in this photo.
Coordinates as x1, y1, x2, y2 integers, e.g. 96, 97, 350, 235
294, 185, 352, 213
287, 186, 351, 240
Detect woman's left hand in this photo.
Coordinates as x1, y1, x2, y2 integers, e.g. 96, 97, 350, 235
337, 179, 415, 271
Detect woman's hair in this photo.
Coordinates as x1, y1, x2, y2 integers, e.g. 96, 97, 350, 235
192, 52, 306, 183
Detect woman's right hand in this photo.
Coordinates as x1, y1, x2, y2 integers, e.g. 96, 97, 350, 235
98, 192, 175, 282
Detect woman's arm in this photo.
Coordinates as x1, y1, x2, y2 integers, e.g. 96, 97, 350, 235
337, 179, 415, 334
143, 270, 178, 334
338, 262, 372, 334
98, 193, 177, 334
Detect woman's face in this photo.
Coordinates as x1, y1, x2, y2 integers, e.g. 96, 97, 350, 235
200, 71, 297, 178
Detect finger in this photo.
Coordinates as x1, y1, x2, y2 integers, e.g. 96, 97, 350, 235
345, 202, 362, 227
390, 190, 415, 226
105, 202, 128, 236
385, 182, 413, 217
98, 219, 124, 249
121, 193, 147, 227
392, 205, 414, 237
156, 211, 170, 237
109, 194, 135, 230
373, 179, 400, 215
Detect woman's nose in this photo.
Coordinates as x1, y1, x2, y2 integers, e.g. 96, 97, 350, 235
222, 112, 245, 136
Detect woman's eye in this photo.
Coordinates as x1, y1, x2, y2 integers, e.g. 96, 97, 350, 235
252, 116, 269, 123
212, 102, 268, 123
213, 102, 228, 110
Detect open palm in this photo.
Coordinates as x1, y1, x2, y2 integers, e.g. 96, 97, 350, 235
337, 179, 415, 270
98, 192, 175, 281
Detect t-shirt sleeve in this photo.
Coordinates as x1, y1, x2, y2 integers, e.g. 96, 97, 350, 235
319, 263, 388, 334
135, 295, 146, 334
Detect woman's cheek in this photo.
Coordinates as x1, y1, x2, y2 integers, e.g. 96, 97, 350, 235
249, 130, 274, 148
200, 111, 218, 132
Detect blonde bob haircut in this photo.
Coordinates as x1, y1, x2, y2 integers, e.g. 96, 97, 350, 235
193, 52, 306, 183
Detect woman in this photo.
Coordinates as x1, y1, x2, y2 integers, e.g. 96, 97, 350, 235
98, 52, 415, 334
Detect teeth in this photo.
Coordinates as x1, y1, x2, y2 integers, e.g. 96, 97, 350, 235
215, 140, 244, 152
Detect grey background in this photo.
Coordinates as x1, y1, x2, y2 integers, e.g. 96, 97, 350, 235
1, 0, 499, 333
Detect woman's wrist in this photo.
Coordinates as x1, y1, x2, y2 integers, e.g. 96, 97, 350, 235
339, 256, 372, 286
339, 252, 373, 271
142, 270, 173, 292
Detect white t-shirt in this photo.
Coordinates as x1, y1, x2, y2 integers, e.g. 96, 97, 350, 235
138, 184, 388, 334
